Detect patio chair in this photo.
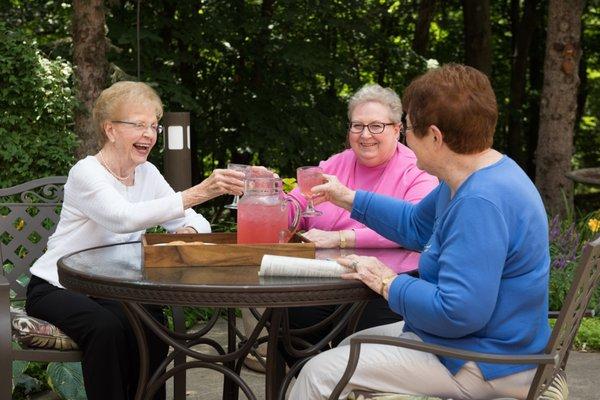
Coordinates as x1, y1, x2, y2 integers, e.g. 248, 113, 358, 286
328, 235, 600, 400
0, 176, 187, 399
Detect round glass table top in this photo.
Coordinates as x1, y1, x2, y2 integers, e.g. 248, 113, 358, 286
57, 242, 407, 307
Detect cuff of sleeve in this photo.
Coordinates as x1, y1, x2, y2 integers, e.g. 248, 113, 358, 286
350, 190, 371, 223
175, 192, 186, 216
387, 273, 414, 316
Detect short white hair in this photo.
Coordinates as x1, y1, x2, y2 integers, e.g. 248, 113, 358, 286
347, 83, 402, 123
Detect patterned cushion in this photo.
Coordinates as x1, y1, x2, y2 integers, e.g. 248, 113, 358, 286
539, 369, 568, 400
10, 306, 78, 350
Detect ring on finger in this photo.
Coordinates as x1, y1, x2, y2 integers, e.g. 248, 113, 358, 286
350, 260, 359, 270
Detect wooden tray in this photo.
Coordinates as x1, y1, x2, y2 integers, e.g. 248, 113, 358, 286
141, 232, 315, 268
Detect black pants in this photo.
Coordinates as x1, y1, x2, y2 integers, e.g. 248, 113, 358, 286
26, 276, 168, 400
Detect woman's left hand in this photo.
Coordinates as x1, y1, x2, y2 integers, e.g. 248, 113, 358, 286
337, 255, 397, 299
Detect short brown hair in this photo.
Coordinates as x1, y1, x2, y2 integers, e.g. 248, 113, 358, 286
92, 81, 163, 145
402, 64, 497, 154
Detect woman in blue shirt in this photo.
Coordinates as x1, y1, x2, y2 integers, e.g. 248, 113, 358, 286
289, 64, 551, 400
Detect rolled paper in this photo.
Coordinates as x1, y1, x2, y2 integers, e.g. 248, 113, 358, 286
259, 254, 351, 277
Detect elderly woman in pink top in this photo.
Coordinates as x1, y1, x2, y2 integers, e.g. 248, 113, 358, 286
280, 83, 438, 367
290, 83, 437, 272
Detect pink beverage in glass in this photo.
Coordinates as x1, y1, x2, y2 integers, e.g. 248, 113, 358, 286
297, 167, 324, 199
237, 198, 288, 244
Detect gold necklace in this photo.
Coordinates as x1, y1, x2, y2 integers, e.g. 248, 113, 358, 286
98, 150, 131, 182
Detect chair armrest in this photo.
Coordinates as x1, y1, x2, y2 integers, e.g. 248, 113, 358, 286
350, 335, 557, 365
549, 309, 595, 318
328, 335, 556, 400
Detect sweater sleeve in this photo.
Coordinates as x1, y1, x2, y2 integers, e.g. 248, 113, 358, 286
149, 166, 211, 233
387, 197, 509, 337
66, 162, 186, 234
354, 168, 438, 248
351, 186, 438, 251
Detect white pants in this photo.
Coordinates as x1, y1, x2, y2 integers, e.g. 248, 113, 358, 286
289, 322, 536, 400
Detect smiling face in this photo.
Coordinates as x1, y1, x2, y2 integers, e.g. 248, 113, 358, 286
348, 101, 400, 167
103, 101, 158, 169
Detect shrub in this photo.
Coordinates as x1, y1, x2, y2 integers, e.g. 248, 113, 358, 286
548, 211, 600, 314
0, 23, 77, 188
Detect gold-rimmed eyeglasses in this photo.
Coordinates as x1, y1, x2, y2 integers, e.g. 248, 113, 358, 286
112, 120, 164, 135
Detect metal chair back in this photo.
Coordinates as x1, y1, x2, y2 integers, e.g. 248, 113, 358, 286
527, 235, 600, 399
1, 177, 66, 300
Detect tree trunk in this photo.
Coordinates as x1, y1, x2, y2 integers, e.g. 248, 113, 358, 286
535, 0, 584, 216
412, 0, 436, 57
72, 0, 108, 159
525, 2, 547, 179
506, 0, 538, 168
462, 0, 492, 76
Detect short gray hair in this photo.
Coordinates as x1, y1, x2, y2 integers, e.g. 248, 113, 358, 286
347, 83, 402, 123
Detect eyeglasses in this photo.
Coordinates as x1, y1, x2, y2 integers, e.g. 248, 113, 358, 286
348, 121, 396, 135
112, 120, 164, 135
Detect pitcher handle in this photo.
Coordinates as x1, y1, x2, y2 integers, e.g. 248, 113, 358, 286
280, 196, 302, 243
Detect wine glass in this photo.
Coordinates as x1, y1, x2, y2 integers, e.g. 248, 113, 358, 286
224, 163, 250, 210
296, 166, 324, 217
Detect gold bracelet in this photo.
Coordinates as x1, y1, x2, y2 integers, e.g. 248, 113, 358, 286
339, 230, 347, 248
380, 275, 397, 296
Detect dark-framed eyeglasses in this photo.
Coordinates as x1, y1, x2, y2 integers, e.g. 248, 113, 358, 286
112, 120, 164, 135
348, 121, 396, 135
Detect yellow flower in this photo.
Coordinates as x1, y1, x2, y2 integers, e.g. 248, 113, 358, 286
588, 218, 600, 233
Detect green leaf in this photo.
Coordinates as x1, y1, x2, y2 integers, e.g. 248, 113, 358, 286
47, 362, 87, 400
12, 360, 28, 390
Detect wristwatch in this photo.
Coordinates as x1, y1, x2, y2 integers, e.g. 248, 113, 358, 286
380, 274, 397, 296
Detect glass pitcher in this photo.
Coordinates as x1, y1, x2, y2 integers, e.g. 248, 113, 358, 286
237, 177, 301, 244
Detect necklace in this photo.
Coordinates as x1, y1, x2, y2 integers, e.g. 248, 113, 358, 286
98, 150, 131, 182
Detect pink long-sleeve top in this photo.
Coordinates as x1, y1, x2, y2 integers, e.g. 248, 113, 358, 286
288, 143, 438, 273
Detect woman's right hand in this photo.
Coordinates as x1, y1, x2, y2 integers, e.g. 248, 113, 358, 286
182, 166, 276, 209
311, 174, 356, 212
182, 169, 245, 208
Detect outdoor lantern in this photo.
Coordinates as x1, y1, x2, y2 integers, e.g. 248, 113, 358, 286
162, 112, 192, 192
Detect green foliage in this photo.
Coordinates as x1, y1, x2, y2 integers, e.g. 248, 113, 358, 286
548, 211, 600, 314
164, 306, 218, 330
105, 1, 428, 179
282, 177, 298, 193
0, 22, 77, 188
11, 359, 49, 400
47, 362, 87, 400
549, 318, 600, 352
573, 317, 600, 351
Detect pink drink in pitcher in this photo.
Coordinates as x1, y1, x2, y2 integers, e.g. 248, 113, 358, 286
236, 177, 301, 244
237, 200, 288, 244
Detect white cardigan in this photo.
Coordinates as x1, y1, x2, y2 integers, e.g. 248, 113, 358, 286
30, 156, 210, 287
